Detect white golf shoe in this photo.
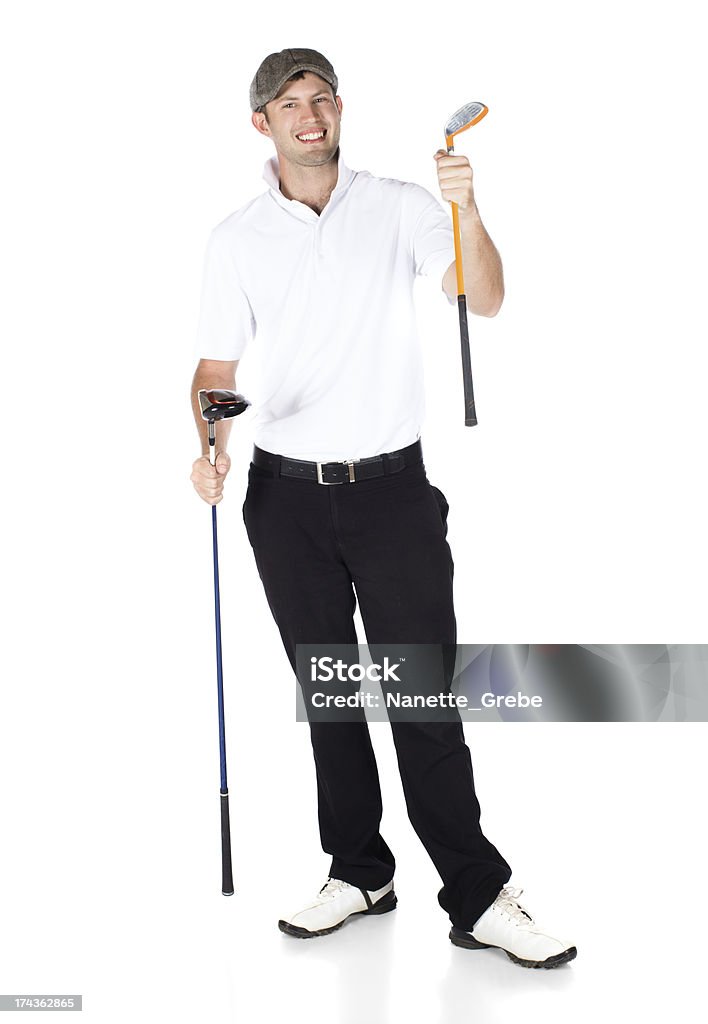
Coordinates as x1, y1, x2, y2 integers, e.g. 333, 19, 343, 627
450, 885, 577, 969
278, 877, 397, 938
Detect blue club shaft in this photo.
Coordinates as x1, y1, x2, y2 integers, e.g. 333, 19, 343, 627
211, 503, 228, 793
207, 420, 234, 896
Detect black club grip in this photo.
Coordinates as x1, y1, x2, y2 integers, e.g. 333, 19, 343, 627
220, 790, 234, 896
458, 295, 478, 427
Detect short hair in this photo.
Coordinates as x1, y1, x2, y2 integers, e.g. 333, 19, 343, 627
256, 70, 337, 121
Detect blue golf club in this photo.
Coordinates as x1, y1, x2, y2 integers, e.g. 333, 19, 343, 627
198, 388, 251, 895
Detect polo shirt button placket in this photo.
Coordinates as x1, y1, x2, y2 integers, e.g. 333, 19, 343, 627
314, 222, 324, 260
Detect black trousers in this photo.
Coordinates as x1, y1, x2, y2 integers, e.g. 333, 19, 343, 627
242, 442, 511, 929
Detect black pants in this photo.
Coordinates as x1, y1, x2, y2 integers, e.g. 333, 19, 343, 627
242, 443, 511, 929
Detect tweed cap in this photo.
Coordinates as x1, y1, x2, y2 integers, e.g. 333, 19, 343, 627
250, 48, 338, 112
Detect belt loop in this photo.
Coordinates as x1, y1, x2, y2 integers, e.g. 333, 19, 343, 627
386, 452, 404, 474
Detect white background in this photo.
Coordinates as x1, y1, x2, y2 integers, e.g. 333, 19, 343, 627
1, 1, 706, 1021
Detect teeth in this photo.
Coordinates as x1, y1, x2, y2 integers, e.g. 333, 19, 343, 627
297, 131, 325, 141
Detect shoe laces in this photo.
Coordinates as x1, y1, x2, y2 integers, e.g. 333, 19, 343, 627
317, 877, 351, 902
494, 885, 535, 926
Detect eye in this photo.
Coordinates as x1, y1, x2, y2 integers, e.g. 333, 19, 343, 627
283, 102, 296, 108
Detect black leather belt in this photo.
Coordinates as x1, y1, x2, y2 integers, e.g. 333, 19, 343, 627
252, 440, 423, 485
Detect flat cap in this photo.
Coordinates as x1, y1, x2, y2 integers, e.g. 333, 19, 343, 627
250, 48, 338, 112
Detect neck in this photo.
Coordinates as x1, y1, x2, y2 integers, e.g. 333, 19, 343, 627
277, 147, 340, 215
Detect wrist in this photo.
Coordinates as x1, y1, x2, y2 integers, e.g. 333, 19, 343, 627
458, 201, 480, 223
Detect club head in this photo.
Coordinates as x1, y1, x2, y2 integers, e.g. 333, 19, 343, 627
198, 389, 251, 422
444, 101, 488, 143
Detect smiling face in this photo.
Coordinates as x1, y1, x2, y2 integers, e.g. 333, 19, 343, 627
251, 71, 343, 169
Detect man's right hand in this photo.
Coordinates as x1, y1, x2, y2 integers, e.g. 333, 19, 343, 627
190, 451, 232, 504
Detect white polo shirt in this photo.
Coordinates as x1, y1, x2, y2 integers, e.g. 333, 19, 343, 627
195, 149, 455, 461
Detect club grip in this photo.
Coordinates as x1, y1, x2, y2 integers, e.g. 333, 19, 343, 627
220, 790, 234, 896
458, 296, 478, 426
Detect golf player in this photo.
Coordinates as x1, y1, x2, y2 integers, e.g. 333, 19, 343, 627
190, 48, 576, 969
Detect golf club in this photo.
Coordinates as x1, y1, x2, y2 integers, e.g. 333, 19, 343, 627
198, 387, 251, 895
444, 101, 489, 427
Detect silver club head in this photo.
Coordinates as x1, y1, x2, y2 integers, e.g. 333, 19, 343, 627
198, 388, 251, 422
444, 101, 488, 140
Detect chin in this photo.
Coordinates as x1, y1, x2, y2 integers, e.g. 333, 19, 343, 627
297, 148, 337, 166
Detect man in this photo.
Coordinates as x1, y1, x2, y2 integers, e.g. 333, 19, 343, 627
190, 48, 576, 970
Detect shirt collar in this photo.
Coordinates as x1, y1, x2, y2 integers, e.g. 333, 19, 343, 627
262, 148, 355, 219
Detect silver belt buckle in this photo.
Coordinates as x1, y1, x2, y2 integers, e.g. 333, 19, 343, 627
316, 461, 337, 485
316, 459, 360, 484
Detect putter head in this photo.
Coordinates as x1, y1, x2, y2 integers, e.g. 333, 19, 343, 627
444, 101, 488, 143
198, 388, 251, 422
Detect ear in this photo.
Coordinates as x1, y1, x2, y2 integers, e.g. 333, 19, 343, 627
252, 110, 271, 137
335, 96, 343, 117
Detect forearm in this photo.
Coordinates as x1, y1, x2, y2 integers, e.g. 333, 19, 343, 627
435, 149, 504, 316
191, 367, 236, 456
457, 204, 504, 317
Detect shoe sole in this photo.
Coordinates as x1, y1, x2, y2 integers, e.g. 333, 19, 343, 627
449, 927, 577, 969
278, 890, 398, 939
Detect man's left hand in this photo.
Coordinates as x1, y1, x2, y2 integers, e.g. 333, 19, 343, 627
434, 150, 476, 212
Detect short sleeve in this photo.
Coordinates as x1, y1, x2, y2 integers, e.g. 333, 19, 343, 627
194, 228, 255, 361
403, 182, 453, 275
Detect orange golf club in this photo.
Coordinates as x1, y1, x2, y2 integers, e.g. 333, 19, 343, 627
444, 101, 488, 426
